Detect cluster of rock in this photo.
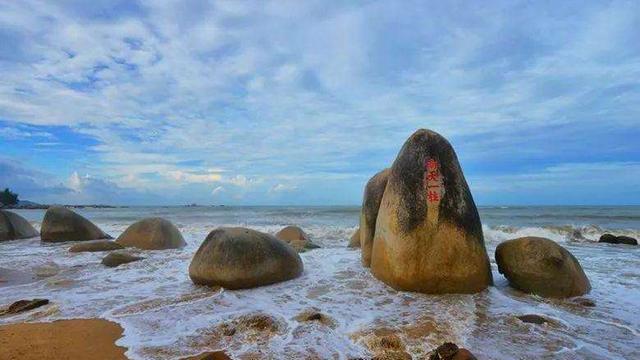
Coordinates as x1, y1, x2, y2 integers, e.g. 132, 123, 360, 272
353, 129, 592, 299
599, 233, 637, 245
356, 129, 493, 294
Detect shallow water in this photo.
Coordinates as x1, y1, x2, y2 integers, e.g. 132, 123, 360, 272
1, 206, 639, 359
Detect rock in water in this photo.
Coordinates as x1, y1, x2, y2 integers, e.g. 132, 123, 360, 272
0, 299, 49, 316
370, 129, 492, 293
359, 168, 390, 267
275, 225, 319, 252
428, 342, 477, 360
495, 237, 591, 298
0, 210, 38, 241
599, 233, 638, 245
348, 228, 361, 248
189, 227, 303, 289
69, 240, 124, 253
116, 217, 186, 250
40, 206, 111, 242
101, 252, 144, 267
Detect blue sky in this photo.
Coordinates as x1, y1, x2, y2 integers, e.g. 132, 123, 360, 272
0, 0, 639, 205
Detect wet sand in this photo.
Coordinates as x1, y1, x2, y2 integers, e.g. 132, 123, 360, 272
0, 318, 127, 360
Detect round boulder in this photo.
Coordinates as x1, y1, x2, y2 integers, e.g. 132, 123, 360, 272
116, 217, 186, 250
275, 225, 319, 252
359, 168, 390, 266
370, 129, 492, 294
189, 227, 303, 289
0, 210, 38, 241
348, 228, 361, 248
40, 206, 111, 242
495, 237, 591, 298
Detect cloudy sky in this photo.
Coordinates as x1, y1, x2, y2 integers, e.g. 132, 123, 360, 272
1, 0, 639, 206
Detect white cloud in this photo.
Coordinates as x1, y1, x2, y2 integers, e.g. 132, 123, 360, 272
211, 186, 224, 195
269, 183, 297, 193
0, 1, 638, 204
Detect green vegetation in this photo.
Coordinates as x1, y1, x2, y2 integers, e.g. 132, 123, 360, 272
0, 188, 19, 206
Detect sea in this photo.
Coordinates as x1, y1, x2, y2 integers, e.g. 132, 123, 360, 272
1, 206, 639, 359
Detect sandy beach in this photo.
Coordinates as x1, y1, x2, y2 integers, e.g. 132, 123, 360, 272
0, 318, 127, 360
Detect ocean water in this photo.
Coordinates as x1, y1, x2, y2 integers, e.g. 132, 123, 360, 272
1, 206, 639, 359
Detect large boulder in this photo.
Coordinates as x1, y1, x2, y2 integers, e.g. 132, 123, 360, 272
599, 233, 637, 245
40, 206, 110, 242
189, 227, 303, 289
495, 237, 591, 298
116, 217, 186, 250
0, 210, 38, 241
348, 228, 361, 248
275, 225, 319, 252
370, 129, 492, 294
359, 169, 390, 266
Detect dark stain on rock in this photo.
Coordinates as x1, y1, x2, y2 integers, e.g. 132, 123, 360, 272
389, 129, 482, 242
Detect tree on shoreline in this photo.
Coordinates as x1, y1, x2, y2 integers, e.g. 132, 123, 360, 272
0, 188, 19, 206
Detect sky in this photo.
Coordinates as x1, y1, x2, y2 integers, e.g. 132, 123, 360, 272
0, 0, 639, 206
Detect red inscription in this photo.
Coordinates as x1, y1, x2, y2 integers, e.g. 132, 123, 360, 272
424, 157, 442, 204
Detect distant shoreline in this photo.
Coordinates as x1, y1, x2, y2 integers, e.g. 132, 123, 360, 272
1, 204, 123, 210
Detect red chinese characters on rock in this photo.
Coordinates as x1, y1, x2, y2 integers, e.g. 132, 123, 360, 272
424, 158, 443, 204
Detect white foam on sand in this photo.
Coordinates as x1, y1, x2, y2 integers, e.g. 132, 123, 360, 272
1, 221, 639, 359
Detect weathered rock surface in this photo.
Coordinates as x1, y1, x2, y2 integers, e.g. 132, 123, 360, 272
275, 225, 319, 252
293, 307, 337, 328
495, 236, 591, 298
599, 233, 638, 245
189, 227, 303, 289
116, 217, 186, 250
359, 168, 390, 267
0, 299, 49, 316
370, 129, 492, 293
181, 351, 232, 360
41, 206, 111, 242
428, 342, 477, 360
0, 210, 38, 241
69, 240, 124, 253
101, 252, 144, 267
348, 228, 360, 248
517, 314, 550, 325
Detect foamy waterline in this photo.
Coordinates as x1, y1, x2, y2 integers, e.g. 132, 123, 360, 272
1, 207, 639, 359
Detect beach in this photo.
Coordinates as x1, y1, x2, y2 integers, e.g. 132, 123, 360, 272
1, 206, 639, 359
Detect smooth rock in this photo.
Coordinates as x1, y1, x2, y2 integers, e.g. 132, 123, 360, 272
69, 240, 124, 253
41, 206, 111, 242
0, 210, 38, 241
517, 314, 549, 325
189, 227, 303, 289
429, 342, 477, 360
370, 129, 492, 293
599, 233, 638, 245
116, 217, 186, 250
495, 236, 591, 298
0, 299, 49, 316
101, 252, 144, 268
348, 228, 360, 248
359, 168, 390, 267
275, 225, 319, 252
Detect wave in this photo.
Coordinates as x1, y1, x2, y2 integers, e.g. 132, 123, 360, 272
483, 224, 639, 244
